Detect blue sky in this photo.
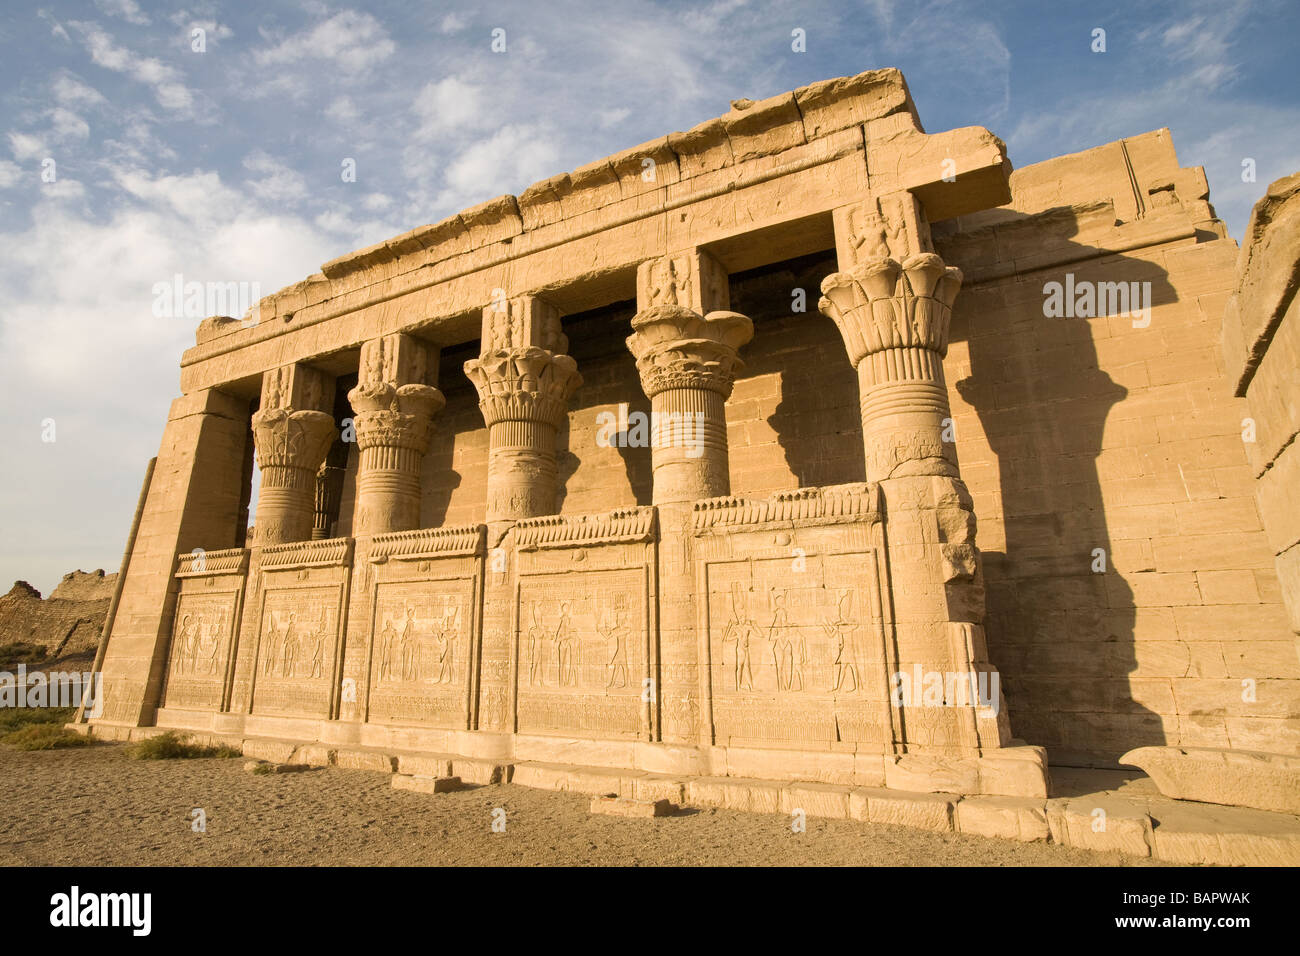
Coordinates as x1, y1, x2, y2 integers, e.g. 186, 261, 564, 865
1, 0, 1297, 595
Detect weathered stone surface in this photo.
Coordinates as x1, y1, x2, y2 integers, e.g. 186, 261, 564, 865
850, 787, 957, 832
0, 571, 114, 658
1120, 746, 1300, 815
956, 796, 1050, 842
590, 795, 675, 817
1045, 796, 1153, 858
392, 774, 462, 794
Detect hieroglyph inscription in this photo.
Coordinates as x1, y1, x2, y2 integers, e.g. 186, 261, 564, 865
704, 552, 890, 747
367, 580, 474, 726
162, 592, 237, 710
516, 568, 646, 738
251, 587, 339, 719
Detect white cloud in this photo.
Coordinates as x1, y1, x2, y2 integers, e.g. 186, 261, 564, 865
412, 76, 488, 139
187, 19, 234, 44
325, 95, 360, 124
93, 0, 151, 26
8, 132, 47, 162
436, 124, 560, 210
51, 73, 108, 109
0, 171, 342, 593
440, 13, 468, 35
597, 107, 631, 128
112, 167, 242, 223
70, 21, 195, 112
0, 161, 23, 189
47, 107, 90, 141
242, 151, 310, 204
254, 10, 395, 75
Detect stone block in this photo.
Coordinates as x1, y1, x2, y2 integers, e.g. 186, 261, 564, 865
392, 774, 463, 794
1120, 746, 1300, 814
590, 796, 676, 818
780, 783, 852, 819
850, 787, 957, 832
956, 796, 1050, 842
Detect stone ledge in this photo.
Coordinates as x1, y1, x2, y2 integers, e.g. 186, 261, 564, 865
1120, 745, 1300, 815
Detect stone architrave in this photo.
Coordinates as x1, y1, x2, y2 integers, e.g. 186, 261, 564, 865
252, 364, 337, 545
819, 195, 962, 483
463, 295, 581, 539
348, 334, 445, 536
627, 249, 753, 504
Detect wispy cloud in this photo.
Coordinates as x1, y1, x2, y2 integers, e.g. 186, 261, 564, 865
69, 20, 195, 111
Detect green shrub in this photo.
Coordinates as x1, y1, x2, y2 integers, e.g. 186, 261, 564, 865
125, 731, 241, 760
2, 723, 92, 750
0, 706, 76, 733
0, 642, 47, 669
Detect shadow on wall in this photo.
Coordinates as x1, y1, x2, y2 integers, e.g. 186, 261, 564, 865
559, 302, 653, 510
729, 252, 865, 493
420, 342, 476, 528
947, 209, 1179, 767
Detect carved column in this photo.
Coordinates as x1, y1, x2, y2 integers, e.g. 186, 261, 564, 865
627, 249, 753, 504
347, 334, 444, 536
312, 441, 349, 540
252, 364, 337, 545
464, 295, 581, 540
628, 249, 750, 745
819, 193, 962, 483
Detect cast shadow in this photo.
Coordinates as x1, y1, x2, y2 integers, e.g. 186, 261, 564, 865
944, 207, 1180, 767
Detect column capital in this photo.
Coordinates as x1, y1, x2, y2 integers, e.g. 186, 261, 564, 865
348, 382, 445, 455
463, 348, 581, 429
626, 304, 753, 398
250, 407, 336, 471
347, 333, 444, 536
818, 253, 962, 367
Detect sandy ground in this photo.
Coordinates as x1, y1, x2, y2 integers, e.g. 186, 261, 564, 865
0, 743, 1152, 866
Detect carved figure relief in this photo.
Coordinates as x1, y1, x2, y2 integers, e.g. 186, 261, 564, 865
163, 592, 237, 711
366, 581, 473, 727
515, 569, 647, 739
251, 588, 340, 720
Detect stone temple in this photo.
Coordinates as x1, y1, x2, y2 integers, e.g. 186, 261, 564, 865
83, 68, 1300, 827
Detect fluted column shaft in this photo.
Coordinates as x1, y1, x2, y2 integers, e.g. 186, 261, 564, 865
348, 334, 444, 536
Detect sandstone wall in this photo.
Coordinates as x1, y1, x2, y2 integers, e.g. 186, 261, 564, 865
1222, 173, 1300, 638
934, 130, 1297, 766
